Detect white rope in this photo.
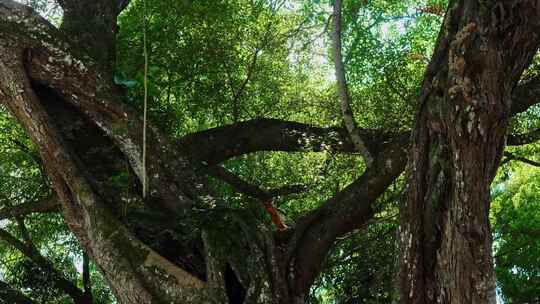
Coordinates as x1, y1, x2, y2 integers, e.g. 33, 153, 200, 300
142, 0, 148, 198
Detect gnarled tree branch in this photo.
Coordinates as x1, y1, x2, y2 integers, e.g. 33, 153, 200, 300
287, 133, 409, 298
0, 3, 206, 302
208, 165, 306, 201
178, 118, 390, 164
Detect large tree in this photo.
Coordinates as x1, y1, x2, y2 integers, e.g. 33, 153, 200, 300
399, 1, 540, 303
0, 0, 539, 304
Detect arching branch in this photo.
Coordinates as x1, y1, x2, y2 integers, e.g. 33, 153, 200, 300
288, 133, 409, 297
178, 118, 391, 164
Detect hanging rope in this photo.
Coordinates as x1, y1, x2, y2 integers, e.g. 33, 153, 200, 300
142, 0, 149, 198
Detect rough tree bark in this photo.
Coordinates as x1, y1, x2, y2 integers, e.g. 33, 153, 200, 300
399, 1, 540, 303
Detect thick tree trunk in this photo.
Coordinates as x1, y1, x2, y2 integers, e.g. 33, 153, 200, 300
399, 1, 540, 303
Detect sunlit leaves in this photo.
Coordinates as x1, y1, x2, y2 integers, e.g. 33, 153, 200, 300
492, 167, 540, 303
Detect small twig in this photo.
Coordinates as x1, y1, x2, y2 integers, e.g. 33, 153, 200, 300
206, 165, 307, 231
207, 165, 306, 201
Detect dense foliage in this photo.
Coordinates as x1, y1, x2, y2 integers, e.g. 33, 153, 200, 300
492, 166, 540, 304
